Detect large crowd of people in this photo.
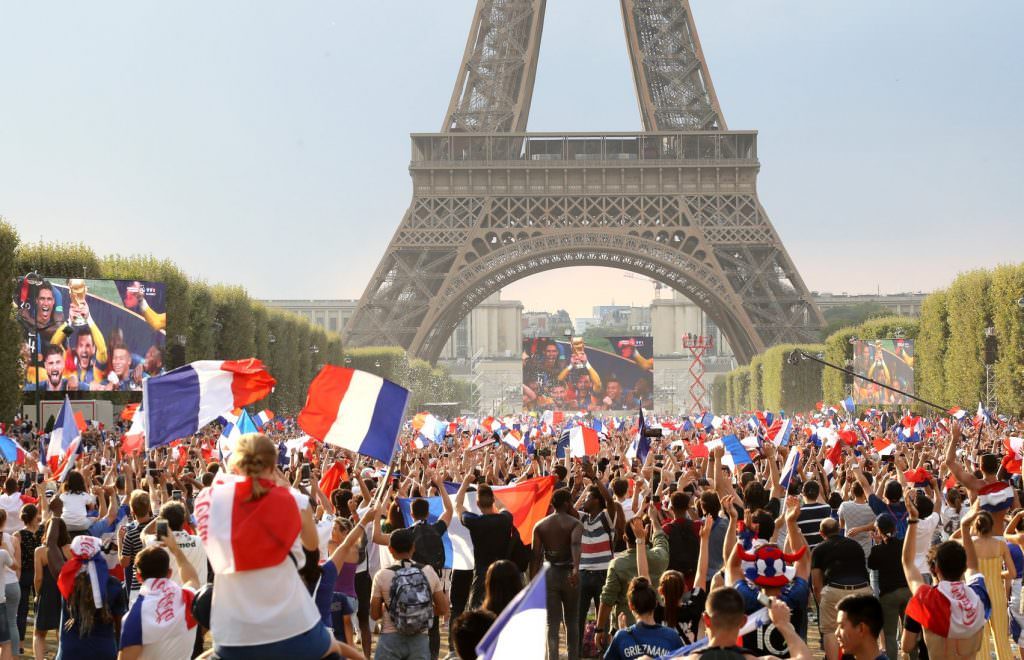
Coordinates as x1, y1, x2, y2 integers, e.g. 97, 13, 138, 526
0, 405, 1020, 660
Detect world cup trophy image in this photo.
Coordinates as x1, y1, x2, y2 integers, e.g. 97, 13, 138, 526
67, 278, 88, 327
570, 336, 587, 369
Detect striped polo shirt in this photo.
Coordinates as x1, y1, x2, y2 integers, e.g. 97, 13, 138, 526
580, 509, 614, 572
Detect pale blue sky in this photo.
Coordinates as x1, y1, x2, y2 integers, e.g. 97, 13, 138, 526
1, 1, 1022, 321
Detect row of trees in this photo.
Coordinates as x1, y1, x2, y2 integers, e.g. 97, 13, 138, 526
713, 263, 1024, 415
0, 221, 471, 421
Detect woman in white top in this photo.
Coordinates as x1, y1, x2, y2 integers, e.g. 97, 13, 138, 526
0, 510, 19, 659
0, 479, 25, 534
196, 433, 346, 660
56, 471, 95, 535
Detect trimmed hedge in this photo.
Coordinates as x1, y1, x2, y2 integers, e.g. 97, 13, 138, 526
990, 264, 1024, 413
916, 291, 948, 407
711, 376, 727, 412
943, 271, 991, 407
821, 326, 858, 406
759, 343, 826, 413
0, 222, 22, 422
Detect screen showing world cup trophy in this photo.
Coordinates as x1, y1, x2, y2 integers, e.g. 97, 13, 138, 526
14, 275, 167, 393
522, 335, 653, 413
852, 338, 915, 405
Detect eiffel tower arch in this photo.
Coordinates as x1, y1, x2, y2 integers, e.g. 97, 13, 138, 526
344, 0, 824, 364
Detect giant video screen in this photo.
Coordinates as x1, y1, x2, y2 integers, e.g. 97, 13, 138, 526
522, 336, 653, 413
852, 338, 914, 405
15, 275, 167, 392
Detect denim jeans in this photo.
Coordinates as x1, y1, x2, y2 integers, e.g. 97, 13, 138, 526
879, 587, 911, 660
214, 622, 332, 660
578, 569, 607, 643
4, 582, 19, 654
546, 565, 580, 660
375, 631, 430, 660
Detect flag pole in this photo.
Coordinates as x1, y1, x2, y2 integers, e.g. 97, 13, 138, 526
788, 350, 948, 413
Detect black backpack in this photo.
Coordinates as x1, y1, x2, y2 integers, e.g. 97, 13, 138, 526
410, 522, 445, 574
666, 518, 700, 576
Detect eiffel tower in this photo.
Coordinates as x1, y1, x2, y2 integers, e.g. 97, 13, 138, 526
344, 0, 824, 364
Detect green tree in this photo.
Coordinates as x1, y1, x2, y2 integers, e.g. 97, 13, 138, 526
990, 265, 1024, 413
944, 270, 991, 406
916, 292, 948, 406
0, 220, 22, 421
15, 241, 100, 280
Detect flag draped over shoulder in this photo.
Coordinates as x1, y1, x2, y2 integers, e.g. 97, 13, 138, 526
194, 474, 303, 574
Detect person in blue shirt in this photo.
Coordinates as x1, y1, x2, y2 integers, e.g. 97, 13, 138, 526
604, 577, 682, 660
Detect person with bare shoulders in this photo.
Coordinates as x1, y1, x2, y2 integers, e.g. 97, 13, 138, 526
944, 423, 1016, 533
531, 488, 583, 660
901, 501, 991, 659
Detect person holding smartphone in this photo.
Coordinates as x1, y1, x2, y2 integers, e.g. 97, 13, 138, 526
140, 501, 208, 587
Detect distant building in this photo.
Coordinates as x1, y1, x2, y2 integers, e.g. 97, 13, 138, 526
522, 309, 573, 338
260, 292, 524, 414
574, 317, 600, 334
812, 292, 928, 318
258, 299, 357, 333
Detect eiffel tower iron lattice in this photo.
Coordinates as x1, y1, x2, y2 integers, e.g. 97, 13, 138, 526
344, 0, 824, 364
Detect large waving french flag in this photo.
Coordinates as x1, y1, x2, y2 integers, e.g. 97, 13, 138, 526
143, 359, 276, 449
298, 366, 409, 465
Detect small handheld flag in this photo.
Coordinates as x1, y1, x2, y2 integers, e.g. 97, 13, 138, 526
47, 397, 81, 476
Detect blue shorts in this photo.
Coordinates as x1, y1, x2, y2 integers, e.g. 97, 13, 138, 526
214, 622, 331, 660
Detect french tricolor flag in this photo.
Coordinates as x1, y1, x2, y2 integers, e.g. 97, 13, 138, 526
476, 565, 548, 660
254, 409, 275, 429
873, 437, 895, 456
195, 473, 306, 574
948, 407, 967, 420
143, 359, 276, 450
779, 447, 801, 489
0, 436, 28, 466
502, 429, 527, 452
297, 366, 409, 465
47, 397, 81, 478
768, 418, 793, 447
905, 575, 990, 639
568, 425, 600, 457
120, 578, 197, 650
977, 481, 1014, 513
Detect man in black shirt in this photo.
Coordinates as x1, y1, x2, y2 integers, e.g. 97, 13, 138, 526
455, 478, 514, 608
811, 518, 871, 660
866, 513, 909, 659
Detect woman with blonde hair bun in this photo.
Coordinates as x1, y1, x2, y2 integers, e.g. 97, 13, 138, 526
196, 433, 350, 659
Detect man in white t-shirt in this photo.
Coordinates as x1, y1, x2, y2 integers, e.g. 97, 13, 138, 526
141, 502, 208, 586
119, 532, 200, 659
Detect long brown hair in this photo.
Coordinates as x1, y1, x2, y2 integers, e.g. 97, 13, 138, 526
64, 571, 112, 637
229, 434, 278, 500
659, 570, 687, 629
